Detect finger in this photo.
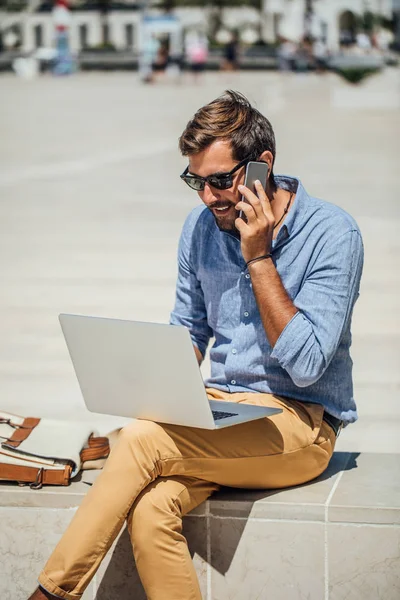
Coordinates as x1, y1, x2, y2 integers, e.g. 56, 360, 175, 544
254, 180, 274, 220
238, 185, 264, 219
236, 200, 257, 222
234, 216, 248, 235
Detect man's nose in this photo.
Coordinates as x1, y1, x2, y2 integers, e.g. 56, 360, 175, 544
202, 183, 220, 205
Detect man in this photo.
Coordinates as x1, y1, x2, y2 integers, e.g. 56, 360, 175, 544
29, 90, 363, 600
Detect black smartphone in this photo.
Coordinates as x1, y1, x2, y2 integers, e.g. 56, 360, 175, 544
239, 161, 269, 221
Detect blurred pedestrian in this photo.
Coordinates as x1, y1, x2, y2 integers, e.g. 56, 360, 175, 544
52, 0, 75, 76
153, 39, 169, 81
140, 33, 159, 83
222, 32, 239, 71
185, 31, 208, 83
372, 28, 393, 55
277, 36, 296, 72
295, 36, 312, 72
356, 31, 372, 54
312, 38, 329, 73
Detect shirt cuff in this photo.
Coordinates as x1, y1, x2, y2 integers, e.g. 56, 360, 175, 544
270, 311, 310, 368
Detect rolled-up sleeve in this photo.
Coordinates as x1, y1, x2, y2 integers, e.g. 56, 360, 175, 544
169, 219, 212, 358
271, 229, 364, 387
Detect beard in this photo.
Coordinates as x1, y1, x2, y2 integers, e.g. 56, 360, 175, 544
207, 201, 238, 233
215, 216, 237, 233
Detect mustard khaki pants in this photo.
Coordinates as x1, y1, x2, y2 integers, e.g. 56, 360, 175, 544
38, 389, 336, 600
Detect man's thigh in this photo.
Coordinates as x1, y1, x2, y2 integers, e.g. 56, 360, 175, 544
206, 388, 326, 453
159, 391, 334, 489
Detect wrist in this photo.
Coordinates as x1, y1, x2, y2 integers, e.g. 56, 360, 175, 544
246, 254, 273, 268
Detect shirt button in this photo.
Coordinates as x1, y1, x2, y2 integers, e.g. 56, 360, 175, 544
244, 311, 249, 317
231, 379, 236, 385
245, 274, 250, 279
232, 348, 237, 354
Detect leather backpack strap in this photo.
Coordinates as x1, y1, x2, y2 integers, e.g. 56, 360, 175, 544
0, 462, 72, 488
80, 434, 110, 463
5, 417, 41, 448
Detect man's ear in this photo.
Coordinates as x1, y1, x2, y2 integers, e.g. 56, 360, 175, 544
259, 150, 273, 175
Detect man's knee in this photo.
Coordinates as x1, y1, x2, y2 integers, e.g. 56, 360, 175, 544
128, 480, 184, 544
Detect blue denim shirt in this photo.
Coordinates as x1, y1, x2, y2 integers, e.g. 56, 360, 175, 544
170, 176, 364, 424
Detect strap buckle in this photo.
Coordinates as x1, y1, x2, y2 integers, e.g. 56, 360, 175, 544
30, 468, 44, 490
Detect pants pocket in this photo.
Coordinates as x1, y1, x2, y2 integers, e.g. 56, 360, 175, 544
267, 395, 325, 450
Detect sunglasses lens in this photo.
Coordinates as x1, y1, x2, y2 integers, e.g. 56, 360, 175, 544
208, 176, 232, 190
183, 177, 205, 191
181, 169, 236, 191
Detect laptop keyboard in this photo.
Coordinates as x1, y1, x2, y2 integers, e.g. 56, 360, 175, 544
212, 410, 239, 421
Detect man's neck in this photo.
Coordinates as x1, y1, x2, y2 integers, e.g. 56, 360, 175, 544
268, 184, 294, 236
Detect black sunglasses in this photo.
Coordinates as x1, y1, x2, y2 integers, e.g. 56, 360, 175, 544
180, 157, 251, 191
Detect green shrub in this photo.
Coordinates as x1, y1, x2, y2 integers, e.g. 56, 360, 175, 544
335, 67, 380, 84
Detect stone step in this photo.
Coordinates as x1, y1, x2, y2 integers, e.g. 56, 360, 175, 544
1, 452, 399, 600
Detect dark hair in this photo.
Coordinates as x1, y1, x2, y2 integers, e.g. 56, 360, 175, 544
179, 90, 277, 190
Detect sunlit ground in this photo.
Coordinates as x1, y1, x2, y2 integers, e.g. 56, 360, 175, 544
1, 68, 399, 452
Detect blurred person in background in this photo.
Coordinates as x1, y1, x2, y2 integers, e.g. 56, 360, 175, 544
222, 31, 239, 71
152, 38, 170, 81
355, 30, 372, 54
140, 33, 160, 83
312, 37, 329, 73
28, 90, 363, 600
277, 36, 297, 72
52, 0, 74, 76
295, 36, 313, 72
185, 31, 208, 83
372, 27, 393, 55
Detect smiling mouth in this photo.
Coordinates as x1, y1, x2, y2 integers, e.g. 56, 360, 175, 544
212, 205, 232, 216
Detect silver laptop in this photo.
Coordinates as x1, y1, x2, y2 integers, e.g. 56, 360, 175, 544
59, 314, 282, 429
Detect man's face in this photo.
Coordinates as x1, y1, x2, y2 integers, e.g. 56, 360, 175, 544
188, 140, 246, 232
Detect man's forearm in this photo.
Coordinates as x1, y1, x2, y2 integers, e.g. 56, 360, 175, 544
248, 258, 298, 347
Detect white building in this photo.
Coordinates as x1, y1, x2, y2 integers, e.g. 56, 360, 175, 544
262, 0, 393, 49
0, 0, 394, 54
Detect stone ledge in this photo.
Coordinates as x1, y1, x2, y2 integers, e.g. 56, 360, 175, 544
1, 452, 399, 525
1, 452, 399, 600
